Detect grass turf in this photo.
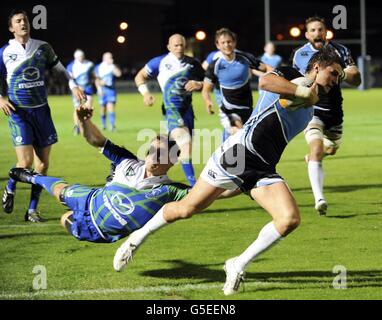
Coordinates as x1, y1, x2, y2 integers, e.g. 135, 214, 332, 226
0, 89, 381, 300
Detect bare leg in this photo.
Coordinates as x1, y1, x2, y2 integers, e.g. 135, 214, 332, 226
224, 182, 300, 295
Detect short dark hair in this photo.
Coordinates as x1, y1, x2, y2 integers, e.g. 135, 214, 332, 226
215, 28, 237, 44
306, 47, 342, 73
305, 16, 327, 30
147, 135, 180, 164
8, 9, 28, 28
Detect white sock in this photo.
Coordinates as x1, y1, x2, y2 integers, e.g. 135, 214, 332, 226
129, 207, 168, 246
233, 222, 282, 272
308, 160, 324, 204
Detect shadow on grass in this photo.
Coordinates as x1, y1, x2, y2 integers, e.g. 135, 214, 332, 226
0, 231, 65, 239
327, 212, 382, 219
292, 183, 382, 194
284, 154, 382, 164
140, 259, 382, 290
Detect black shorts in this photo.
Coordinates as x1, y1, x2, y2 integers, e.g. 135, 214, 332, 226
221, 105, 253, 126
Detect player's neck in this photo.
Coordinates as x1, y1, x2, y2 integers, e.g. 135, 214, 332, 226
14, 34, 30, 46
223, 52, 235, 61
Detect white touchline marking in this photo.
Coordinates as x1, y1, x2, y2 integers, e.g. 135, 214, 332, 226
0, 281, 273, 299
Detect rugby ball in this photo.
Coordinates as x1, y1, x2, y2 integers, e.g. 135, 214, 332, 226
279, 77, 315, 110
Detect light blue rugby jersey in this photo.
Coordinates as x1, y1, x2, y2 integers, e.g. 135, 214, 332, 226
247, 66, 313, 143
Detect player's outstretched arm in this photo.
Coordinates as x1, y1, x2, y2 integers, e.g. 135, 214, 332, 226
52, 61, 87, 103
76, 106, 107, 148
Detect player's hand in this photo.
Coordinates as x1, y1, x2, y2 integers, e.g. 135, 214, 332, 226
0, 97, 16, 116
205, 101, 214, 115
76, 104, 93, 122
97, 88, 104, 97
143, 93, 155, 106
185, 80, 203, 92
305, 82, 319, 106
72, 87, 87, 104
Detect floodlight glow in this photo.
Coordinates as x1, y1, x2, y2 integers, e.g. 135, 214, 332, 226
290, 27, 301, 38
326, 30, 334, 40
120, 22, 128, 30
195, 30, 206, 41
117, 36, 126, 44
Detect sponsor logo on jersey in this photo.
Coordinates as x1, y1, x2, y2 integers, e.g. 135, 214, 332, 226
300, 51, 309, 57
145, 188, 162, 199
18, 81, 44, 89
208, 170, 217, 179
165, 63, 172, 70
125, 167, 135, 177
103, 192, 135, 226
8, 54, 17, 61
22, 67, 40, 81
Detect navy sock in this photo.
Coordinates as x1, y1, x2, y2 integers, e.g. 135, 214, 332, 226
28, 184, 43, 212
6, 178, 17, 193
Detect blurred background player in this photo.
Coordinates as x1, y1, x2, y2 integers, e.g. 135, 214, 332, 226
66, 49, 94, 135
94, 52, 122, 132
202, 28, 272, 135
134, 34, 205, 186
202, 50, 230, 142
0, 9, 85, 222
291, 16, 361, 215
260, 41, 283, 68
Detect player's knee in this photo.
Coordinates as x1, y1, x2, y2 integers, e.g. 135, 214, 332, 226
17, 158, 34, 168
305, 127, 323, 145
34, 161, 49, 174
52, 184, 67, 201
276, 210, 301, 235
60, 211, 73, 233
325, 147, 337, 156
178, 204, 196, 219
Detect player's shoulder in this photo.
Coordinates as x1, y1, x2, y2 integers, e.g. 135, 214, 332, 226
205, 50, 220, 64
273, 66, 303, 80
66, 60, 74, 68
328, 40, 350, 53
0, 43, 10, 57
183, 54, 202, 66
30, 38, 52, 50
292, 43, 312, 56
236, 49, 255, 59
